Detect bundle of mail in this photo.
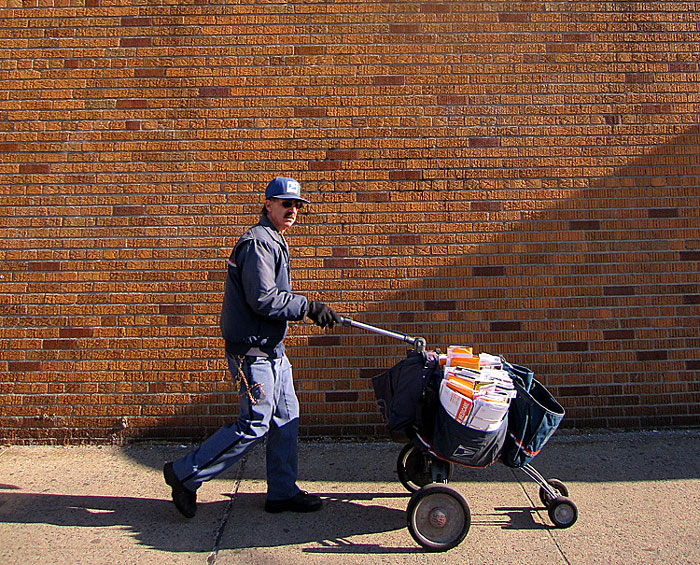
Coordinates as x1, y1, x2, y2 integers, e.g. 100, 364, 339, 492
438, 346, 516, 433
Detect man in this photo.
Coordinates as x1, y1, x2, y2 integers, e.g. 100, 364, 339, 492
163, 176, 341, 518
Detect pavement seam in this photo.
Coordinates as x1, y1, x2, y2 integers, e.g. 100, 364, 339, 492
509, 467, 572, 565
206, 454, 248, 565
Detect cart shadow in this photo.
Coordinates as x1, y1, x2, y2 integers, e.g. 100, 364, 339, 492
302, 543, 422, 555
487, 506, 553, 530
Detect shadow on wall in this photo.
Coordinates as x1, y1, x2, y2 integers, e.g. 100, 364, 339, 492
88, 125, 700, 449
299, 125, 700, 430
70, 126, 696, 445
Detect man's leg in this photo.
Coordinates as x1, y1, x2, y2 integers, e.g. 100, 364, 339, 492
265, 418, 299, 500
169, 356, 274, 492
264, 355, 300, 500
263, 355, 321, 513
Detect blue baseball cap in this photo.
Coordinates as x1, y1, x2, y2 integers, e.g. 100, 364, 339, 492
264, 177, 310, 204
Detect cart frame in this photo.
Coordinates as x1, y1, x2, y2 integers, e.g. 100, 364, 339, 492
342, 315, 578, 551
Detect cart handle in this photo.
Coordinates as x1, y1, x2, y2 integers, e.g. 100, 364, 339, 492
340, 316, 427, 353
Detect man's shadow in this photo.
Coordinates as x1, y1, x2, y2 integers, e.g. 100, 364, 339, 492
0, 487, 410, 553
0, 443, 414, 553
0, 439, 559, 554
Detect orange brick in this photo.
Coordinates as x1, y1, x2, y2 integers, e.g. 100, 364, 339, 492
1, 1, 699, 442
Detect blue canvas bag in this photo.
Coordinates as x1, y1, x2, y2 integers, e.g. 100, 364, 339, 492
502, 360, 534, 392
371, 350, 441, 441
501, 371, 565, 468
430, 401, 507, 467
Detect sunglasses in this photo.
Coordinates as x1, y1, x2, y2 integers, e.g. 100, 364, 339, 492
279, 200, 305, 210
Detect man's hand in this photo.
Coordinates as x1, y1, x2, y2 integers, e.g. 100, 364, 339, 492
306, 301, 341, 329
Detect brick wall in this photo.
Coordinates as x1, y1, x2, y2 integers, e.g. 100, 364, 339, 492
1, 0, 698, 443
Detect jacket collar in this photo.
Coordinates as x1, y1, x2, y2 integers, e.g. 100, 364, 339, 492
258, 215, 288, 249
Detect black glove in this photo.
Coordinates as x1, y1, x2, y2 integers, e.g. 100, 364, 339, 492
306, 301, 341, 329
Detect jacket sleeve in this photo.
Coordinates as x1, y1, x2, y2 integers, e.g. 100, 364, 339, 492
235, 238, 308, 321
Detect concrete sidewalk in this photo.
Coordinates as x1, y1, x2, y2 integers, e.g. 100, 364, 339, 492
1, 429, 698, 564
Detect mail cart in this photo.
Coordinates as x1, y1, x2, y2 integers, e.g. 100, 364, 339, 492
342, 317, 578, 552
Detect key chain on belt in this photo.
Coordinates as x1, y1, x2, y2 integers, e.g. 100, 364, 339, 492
232, 355, 264, 405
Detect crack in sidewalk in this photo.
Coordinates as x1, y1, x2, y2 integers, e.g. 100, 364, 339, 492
510, 467, 572, 565
206, 454, 248, 565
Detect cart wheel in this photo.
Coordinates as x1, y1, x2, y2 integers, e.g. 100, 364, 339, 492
548, 496, 578, 528
397, 444, 432, 493
539, 478, 569, 507
406, 484, 470, 552
397, 444, 454, 493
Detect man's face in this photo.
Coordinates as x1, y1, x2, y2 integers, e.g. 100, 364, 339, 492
265, 198, 304, 233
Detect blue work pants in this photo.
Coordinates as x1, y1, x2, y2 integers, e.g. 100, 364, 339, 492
172, 354, 301, 501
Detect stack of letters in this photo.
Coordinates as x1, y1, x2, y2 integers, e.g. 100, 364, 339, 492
438, 346, 516, 432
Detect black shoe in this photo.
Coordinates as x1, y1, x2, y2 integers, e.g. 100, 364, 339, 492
163, 462, 197, 518
264, 490, 322, 514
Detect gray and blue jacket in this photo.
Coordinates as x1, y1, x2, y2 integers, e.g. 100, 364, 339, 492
220, 215, 308, 358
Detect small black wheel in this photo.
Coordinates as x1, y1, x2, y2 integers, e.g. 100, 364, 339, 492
539, 478, 569, 507
396, 444, 453, 493
548, 496, 578, 528
407, 484, 471, 552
